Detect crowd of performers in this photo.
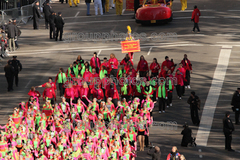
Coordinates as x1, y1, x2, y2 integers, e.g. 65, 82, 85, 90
0, 52, 192, 160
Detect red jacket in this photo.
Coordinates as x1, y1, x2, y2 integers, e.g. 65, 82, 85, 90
43, 88, 56, 100
181, 59, 192, 71
90, 57, 101, 68
41, 82, 57, 90
105, 83, 119, 100
80, 87, 89, 99
191, 8, 201, 23
28, 90, 41, 98
158, 70, 167, 78
101, 77, 109, 89
150, 62, 160, 73
100, 62, 108, 70
92, 73, 99, 79
91, 88, 104, 100
120, 84, 132, 96
54, 72, 67, 85
83, 71, 92, 82
108, 58, 119, 71
175, 74, 184, 86
132, 85, 143, 97
73, 85, 81, 98
161, 60, 175, 73
120, 58, 134, 71
127, 68, 136, 78
64, 87, 75, 99
137, 60, 149, 72
177, 67, 186, 79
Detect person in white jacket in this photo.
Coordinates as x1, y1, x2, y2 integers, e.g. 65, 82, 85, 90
94, 0, 103, 15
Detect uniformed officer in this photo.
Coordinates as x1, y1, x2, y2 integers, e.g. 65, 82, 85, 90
187, 91, 200, 126
4, 60, 15, 91
181, 122, 192, 147
49, 11, 56, 39
43, 0, 53, 29
54, 12, 65, 41
10, 56, 22, 87
223, 111, 235, 151
231, 88, 240, 125
32, 1, 42, 30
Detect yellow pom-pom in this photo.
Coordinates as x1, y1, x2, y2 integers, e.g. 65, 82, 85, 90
127, 25, 131, 34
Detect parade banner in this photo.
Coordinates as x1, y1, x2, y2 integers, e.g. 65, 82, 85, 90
121, 40, 140, 53
126, 0, 144, 11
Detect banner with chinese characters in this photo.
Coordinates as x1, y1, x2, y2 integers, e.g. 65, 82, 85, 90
121, 40, 140, 53
126, 0, 144, 11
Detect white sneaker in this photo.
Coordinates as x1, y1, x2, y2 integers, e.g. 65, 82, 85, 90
159, 111, 161, 114
188, 85, 191, 89
170, 103, 172, 107
167, 106, 169, 108
163, 111, 165, 113
179, 97, 182, 100
185, 86, 187, 89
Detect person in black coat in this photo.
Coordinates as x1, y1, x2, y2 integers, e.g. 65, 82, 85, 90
147, 146, 161, 160
54, 12, 65, 41
231, 88, 240, 124
132, 0, 140, 18
4, 60, 15, 91
10, 56, 22, 87
32, 1, 42, 30
5, 20, 17, 52
187, 91, 201, 125
181, 122, 192, 147
43, 1, 52, 29
223, 111, 235, 151
49, 11, 56, 39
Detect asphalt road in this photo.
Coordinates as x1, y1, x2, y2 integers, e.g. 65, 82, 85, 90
1, 0, 240, 159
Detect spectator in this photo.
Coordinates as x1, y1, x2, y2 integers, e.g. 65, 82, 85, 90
54, 12, 65, 41
85, 0, 91, 16
32, 1, 41, 30
4, 60, 14, 91
181, 122, 192, 147
5, 19, 17, 52
166, 146, 181, 160
147, 146, 161, 160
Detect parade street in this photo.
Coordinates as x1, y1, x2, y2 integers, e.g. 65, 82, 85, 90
0, 0, 240, 159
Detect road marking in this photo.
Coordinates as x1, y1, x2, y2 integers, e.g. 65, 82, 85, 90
196, 45, 232, 147
75, 11, 80, 17
97, 50, 102, 56
25, 80, 32, 89
147, 47, 153, 55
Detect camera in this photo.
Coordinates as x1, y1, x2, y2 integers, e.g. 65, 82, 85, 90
150, 143, 155, 149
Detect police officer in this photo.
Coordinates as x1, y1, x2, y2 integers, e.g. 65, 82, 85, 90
181, 122, 192, 147
187, 91, 200, 126
43, 0, 53, 29
223, 111, 235, 151
32, 1, 42, 30
4, 60, 15, 91
231, 88, 240, 124
54, 12, 65, 41
10, 56, 22, 87
49, 11, 56, 39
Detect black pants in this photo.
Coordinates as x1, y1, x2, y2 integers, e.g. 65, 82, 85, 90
235, 110, 239, 124
6, 76, 13, 91
55, 27, 63, 41
191, 107, 200, 125
145, 134, 149, 147
158, 98, 165, 111
102, 1, 105, 13
102, 88, 106, 101
151, 72, 158, 77
33, 17, 39, 29
112, 99, 118, 108
176, 85, 183, 98
82, 98, 89, 107
50, 24, 55, 39
184, 70, 190, 86
13, 72, 19, 86
95, 67, 99, 74
139, 71, 147, 77
225, 134, 232, 150
45, 17, 49, 29
59, 83, 65, 97
49, 97, 55, 105
152, 90, 156, 101
167, 92, 172, 105
61, 0, 68, 3
193, 22, 200, 32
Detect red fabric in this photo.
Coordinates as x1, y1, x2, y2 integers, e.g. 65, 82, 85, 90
105, 83, 119, 100
80, 88, 89, 99
83, 71, 92, 82
90, 57, 101, 68
191, 8, 201, 23
73, 85, 81, 98
158, 70, 167, 78
41, 82, 57, 90
64, 87, 75, 99
43, 88, 56, 100
54, 72, 67, 85
127, 68, 136, 77
137, 60, 149, 72
92, 73, 99, 79
108, 58, 119, 71
100, 62, 108, 70
161, 60, 175, 72
175, 74, 184, 86
101, 77, 109, 89
132, 85, 143, 96
28, 90, 41, 98
181, 59, 192, 70
176, 67, 186, 79
120, 59, 134, 72
91, 88, 104, 100
150, 62, 160, 73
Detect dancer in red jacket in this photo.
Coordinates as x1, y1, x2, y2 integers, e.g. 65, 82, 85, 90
42, 83, 56, 105
108, 53, 119, 77
137, 55, 149, 77
181, 54, 192, 89
90, 52, 101, 73
191, 5, 201, 33
161, 56, 175, 73
150, 58, 160, 77
105, 79, 119, 107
